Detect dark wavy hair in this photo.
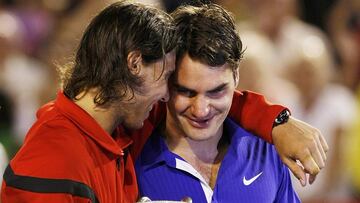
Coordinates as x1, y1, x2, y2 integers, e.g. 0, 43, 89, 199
172, 3, 244, 77
61, 1, 176, 106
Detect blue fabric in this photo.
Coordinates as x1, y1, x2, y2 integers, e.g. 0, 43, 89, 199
135, 118, 300, 203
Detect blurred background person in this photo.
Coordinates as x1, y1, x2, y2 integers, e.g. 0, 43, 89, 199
236, 30, 301, 114
0, 8, 51, 145
346, 88, 360, 201
284, 38, 357, 202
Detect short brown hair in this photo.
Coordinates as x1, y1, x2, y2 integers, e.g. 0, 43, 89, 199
172, 3, 243, 77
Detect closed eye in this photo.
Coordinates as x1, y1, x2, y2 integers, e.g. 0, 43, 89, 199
207, 84, 227, 98
174, 85, 196, 98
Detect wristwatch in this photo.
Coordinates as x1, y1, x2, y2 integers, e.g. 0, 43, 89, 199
273, 109, 291, 127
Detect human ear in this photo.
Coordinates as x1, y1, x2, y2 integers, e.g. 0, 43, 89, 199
127, 51, 142, 75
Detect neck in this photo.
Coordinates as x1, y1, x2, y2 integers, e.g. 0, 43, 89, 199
164, 114, 229, 187
74, 89, 122, 134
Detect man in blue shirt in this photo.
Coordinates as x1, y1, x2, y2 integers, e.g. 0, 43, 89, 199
136, 3, 300, 202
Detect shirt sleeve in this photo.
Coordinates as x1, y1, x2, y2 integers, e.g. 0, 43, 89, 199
228, 90, 287, 143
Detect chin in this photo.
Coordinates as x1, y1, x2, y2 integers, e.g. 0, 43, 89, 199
188, 135, 214, 142
185, 129, 214, 141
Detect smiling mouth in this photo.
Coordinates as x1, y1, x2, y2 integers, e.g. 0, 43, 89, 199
186, 117, 213, 128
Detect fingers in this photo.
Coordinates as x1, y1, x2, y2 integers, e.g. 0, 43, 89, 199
319, 131, 329, 153
312, 128, 327, 164
298, 151, 320, 177
315, 133, 326, 167
309, 174, 317, 185
310, 140, 325, 169
182, 197, 193, 203
282, 157, 306, 186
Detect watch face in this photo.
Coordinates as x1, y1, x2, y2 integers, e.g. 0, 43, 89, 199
274, 109, 290, 126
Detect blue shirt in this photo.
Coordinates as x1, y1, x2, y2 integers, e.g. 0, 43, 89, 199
135, 118, 300, 203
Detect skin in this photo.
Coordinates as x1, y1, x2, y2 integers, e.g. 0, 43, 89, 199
165, 53, 238, 185
118, 51, 176, 129
273, 117, 327, 185
74, 51, 176, 133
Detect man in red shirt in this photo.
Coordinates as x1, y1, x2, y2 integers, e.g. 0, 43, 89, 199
1, 1, 327, 203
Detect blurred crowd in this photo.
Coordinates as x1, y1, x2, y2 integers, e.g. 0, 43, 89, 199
0, 0, 359, 202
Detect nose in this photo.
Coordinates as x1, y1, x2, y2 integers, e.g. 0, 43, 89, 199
190, 95, 210, 118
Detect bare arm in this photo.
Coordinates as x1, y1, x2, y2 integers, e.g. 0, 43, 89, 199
272, 117, 329, 186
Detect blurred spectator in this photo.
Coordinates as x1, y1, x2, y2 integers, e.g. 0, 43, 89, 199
299, 0, 336, 32
231, 0, 359, 201
0, 92, 11, 186
346, 88, 360, 201
0, 7, 52, 145
10, 1, 53, 57
328, 0, 360, 91
135, 0, 163, 9
161, 0, 204, 13
0, 91, 12, 155
0, 142, 7, 182
46, 1, 107, 80
284, 36, 357, 202
236, 30, 301, 113
237, 0, 331, 75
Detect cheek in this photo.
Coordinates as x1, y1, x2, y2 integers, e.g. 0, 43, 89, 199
148, 83, 166, 99
157, 80, 168, 90
212, 94, 233, 112
170, 95, 189, 113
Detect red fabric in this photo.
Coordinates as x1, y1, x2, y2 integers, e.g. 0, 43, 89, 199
1, 182, 91, 203
229, 90, 286, 143
1, 92, 141, 203
1, 90, 285, 202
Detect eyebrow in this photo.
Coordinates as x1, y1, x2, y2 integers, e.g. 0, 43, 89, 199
207, 83, 228, 93
174, 83, 228, 94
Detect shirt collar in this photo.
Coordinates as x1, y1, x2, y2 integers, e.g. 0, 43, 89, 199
53, 91, 129, 156
141, 126, 182, 171
141, 118, 247, 171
